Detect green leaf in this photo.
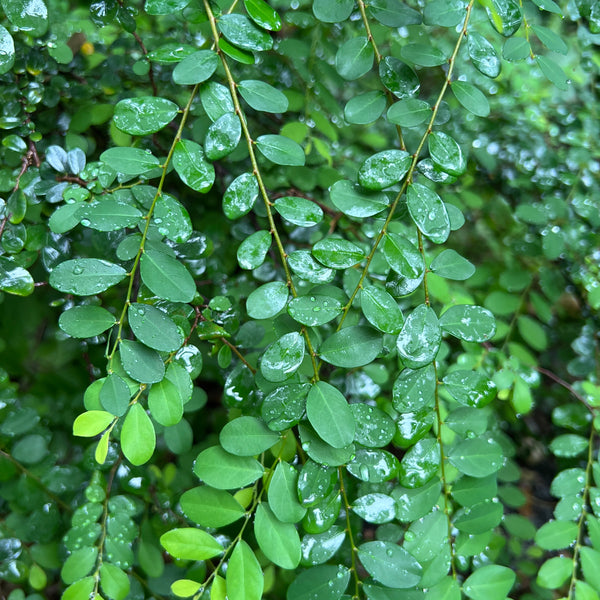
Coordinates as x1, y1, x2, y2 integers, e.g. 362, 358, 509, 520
73, 410, 115, 437
320, 325, 382, 368
358, 149, 411, 190
287, 294, 342, 326
121, 403, 156, 466
147, 43, 196, 63
1, 0, 48, 36
361, 285, 404, 334
439, 305, 496, 342
219, 37, 256, 64
201, 81, 235, 121
301, 527, 346, 566
335, 36, 374, 80
347, 448, 399, 482
218, 13, 273, 51
443, 371, 496, 408
451, 81, 490, 117
140, 247, 196, 302
580, 547, 600, 591
100, 374, 131, 417
358, 541, 422, 589
119, 339, 165, 384
193, 445, 264, 489
153, 194, 192, 243
313, 0, 354, 22
238, 230, 272, 270
298, 423, 355, 467
406, 183, 450, 244
145, 0, 190, 14
274, 196, 323, 227
464, 565, 515, 600
50, 259, 127, 296
429, 249, 475, 280
329, 180, 390, 218
531, 0, 562, 14
517, 315, 547, 351
393, 365, 435, 413
148, 378, 183, 426
239, 80, 288, 113
268, 461, 307, 523
394, 478, 442, 522
180, 486, 245, 527
398, 438, 440, 488
99, 563, 130, 600
59, 305, 116, 338
344, 91, 387, 125
62, 578, 95, 600
261, 383, 309, 431
397, 304, 441, 368
254, 503, 301, 569
260, 331, 304, 382
352, 404, 396, 447
247, 281, 289, 319
114, 96, 179, 135
379, 57, 419, 99
205, 112, 242, 161
383, 233, 424, 279
0, 258, 34, 296
368, 0, 422, 27
448, 436, 504, 477
352, 493, 396, 524
160, 528, 223, 561
484, 0, 522, 36
223, 172, 259, 219
575, 581, 600, 600
226, 540, 263, 600
220, 416, 280, 455
536, 556, 572, 589
173, 49, 219, 85
468, 31, 501, 78
287, 565, 350, 600
454, 500, 503, 533
550, 434, 588, 458
387, 98, 431, 128
428, 132, 466, 176
404, 509, 448, 562
173, 139, 215, 192
128, 303, 183, 352
288, 250, 335, 284
313, 237, 364, 269
100, 147, 161, 176
423, 0, 465, 27
61, 546, 98, 584
306, 381, 355, 448
0, 25, 15, 75
244, 0, 282, 30
256, 134, 305, 166
502, 37, 530, 61
400, 43, 447, 66
81, 198, 142, 231
535, 520, 578, 550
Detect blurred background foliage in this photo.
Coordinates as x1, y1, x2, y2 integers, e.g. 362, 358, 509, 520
0, 0, 599, 599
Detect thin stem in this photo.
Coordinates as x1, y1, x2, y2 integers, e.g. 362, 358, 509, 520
202, 0, 320, 380
221, 337, 256, 374
338, 466, 361, 599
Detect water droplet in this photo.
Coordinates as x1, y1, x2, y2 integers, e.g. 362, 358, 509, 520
386, 548, 394, 557
404, 531, 415, 541
72, 265, 84, 275
80, 218, 91, 227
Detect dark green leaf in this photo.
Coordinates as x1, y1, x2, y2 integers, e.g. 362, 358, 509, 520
398, 438, 440, 488
428, 132, 466, 176
81, 198, 142, 232
223, 172, 259, 219
361, 285, 404, 334
383, 233, 424, 279
261, 383, 308, 431
393, 366, 436, 412
201, 81, 235, 121
0, 25, 15, 75
306, 381, 355, 448
313, 0, 354, 22
114, 96, 179, 135
256, 134, 305, 166
260, 331, 304, 382
145, 0, 190, 14
140, 247, 196, 302
329, 180, 390, 217
220, 416, 280, 455
464, 565, 515, 600
173, 139, 215, 192
153, 193, 192, 243
219, 37, 256, 64
313, 237, 364, 269
50, 259, 127, 296
484, 0, 522, 37
245, 0, 282, 30
247, 281, 289, 319
358, 541, 422, 588
358, 149, 411, 190
344, 91, 387, 125
335, 37, 374, 80
286, 565, 350, 600
451, 81, 490, 117
0, 258, 34, 296
239, 80, 288, 113
502, 37, 530, 61
148, 378, 183, 426
536, 55, 569, 90
2, 0, 48, 36
400, 43, 447, 66
423, 0, 465, 27
173, 49, 219, 85
347, 448, 399, 483
274, 196, 323, 227
387, 98, 431, 128
119, 340, 165, 384
448, 437, 504, 477
59, 306, 116, 338
288, 250, 335, 283
468, 31, 501, 78
218, 14, 273, 52
128, 303, 183, 352
429, 249, 475, 280
379, 57, 419, 99
406, 183, 450, 243
368, 0, 422, 27
439, 305, 496, 342
298, 423, 355, 467
443, 371, 496, 408
287, 294, 342, 326
204, 112, 241, 161
397, 304, 441, 368
454, 500, 503, 534
320, 326, 382, 368
100, 147, 160, 176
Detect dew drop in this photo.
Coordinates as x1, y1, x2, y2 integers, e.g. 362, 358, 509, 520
72, 265, 84, 275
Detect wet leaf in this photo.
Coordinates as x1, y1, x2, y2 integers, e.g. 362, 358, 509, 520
406, 183, 450, 244
286, 565, 350, 600
298, 423, 355, 467
468, 32, 501, 78
260, 331, 304, 382
218, 14, 273, 52
81, 198, 142, 232
313, 0, 354, 22
268, 461, 307, 523
313, 237, 364, 269
201, 81, 234, 121
300, 527, 346, 566
484, 0, 522, 37
128, 303, 183, 352
353, 493, 396, 524
344, 91, 386, 125
430, 249, 475, 280
204, 112, 241, 161
239, 80, 288, 113
0, 25, 15, 75
448, 436, 504, 477
393, 365, 436, 412
439, 305, 496, 342
0, 258, 34, 296
379, 57, 419, 99
140, 247, 196, 303
261, 383, 309, 431
393, 478, 442, 522
173, 139, 215, 192
2, 0, 48, 36
398, 438, 440, 488
114, 96, 179, 135
287, 294, 342, 326
223, 172, 259, 219
361, 284, 404, 334
100, 147, 160, 176
383, 233, 424, 279
347, 448, 399, 483
274, 196, 323, 227
329, 180, 390, 217
358, 541, 422, 588
244, 0, 282, 30
536, 55, 569, 90
454, 500, 503, 534
428, 132, 466, 176
288, 250, 335, 284
50, 259, 127, 296
119, 340, 165, 384
320, 326, 382, 368
335, 36, 374, 80
397, 304, 441, 368
173, 49, 219, 85
443, 371, 497, 408
153, 194, 193, 243
351, 404, 396, 448
358, 149, 411, 190
306, 381, 355, 448
256, 134, 305, 166
400, 43, 447, 66
387, 98, 431, 128
247, 281, 289, 319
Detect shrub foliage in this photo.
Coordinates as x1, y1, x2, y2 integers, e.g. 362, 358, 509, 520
0, 0, 599, 599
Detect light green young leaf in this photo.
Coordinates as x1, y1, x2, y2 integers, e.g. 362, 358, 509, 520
99, 563, 130, 600
464, 565, 515, 600
226, 540, 263, 600
193, 445, 264, 489
254, 503, 301, 569
180, 486, 245, 528
121, 403, 156, 466
160, 528, 223, 561
73, 410, 115, 437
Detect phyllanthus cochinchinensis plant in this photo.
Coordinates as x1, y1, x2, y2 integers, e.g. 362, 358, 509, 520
1, 0, 600, 599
